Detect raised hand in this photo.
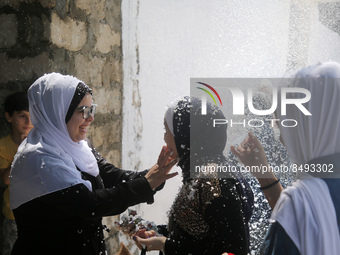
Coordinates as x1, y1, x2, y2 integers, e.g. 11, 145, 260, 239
230, 131, 269, 178
133, 234, 166, 252
145, 146, 178, 190
231, 132, 283, 209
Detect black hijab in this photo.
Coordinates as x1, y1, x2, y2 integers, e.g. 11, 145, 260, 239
65, 83, 92, 123
171, 96, 227, 183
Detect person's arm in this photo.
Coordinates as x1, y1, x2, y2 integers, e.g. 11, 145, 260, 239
88, 140, 176, 191
97, 157, 149, 188
38, 178, 155, 218
255, 178, 282, 210
231, 132, 283, 209
87, 139, 147, 187
35, 145, 177, 218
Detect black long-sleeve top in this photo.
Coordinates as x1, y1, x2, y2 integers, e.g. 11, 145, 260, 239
162, 177, 248, 255
11, 146, 157, 255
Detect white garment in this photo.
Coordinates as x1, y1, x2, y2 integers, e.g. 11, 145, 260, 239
271, 173, 340, 254
278, 62, 340, 165
273, 62, 340, 254
10, 73, 99, 210
165, 98, 182, 135
165, 106, 175, 135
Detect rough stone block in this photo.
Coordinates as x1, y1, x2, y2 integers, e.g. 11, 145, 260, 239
103, 58, 123, 85
50, 13, 87, 51
95, 23, 121, 54
0, 52, 50, 83
104, 149, 121, 168
104, 0, 122, 33
0, 0, 20, 9
74, 53, 105, 88
39, 0, 57, 9
75, 0, 105, 20
93, 87, 122, 115
0, 14, 18, 48
42, 13, 51, 41
91, 118, 121, 147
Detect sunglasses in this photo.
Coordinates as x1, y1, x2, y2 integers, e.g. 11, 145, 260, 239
76, 104, 97, 119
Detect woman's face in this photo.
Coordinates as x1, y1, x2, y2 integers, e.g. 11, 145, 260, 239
163, 119, 178, 159
67, 93, 94, 142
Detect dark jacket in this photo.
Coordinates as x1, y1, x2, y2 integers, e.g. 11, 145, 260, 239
163, 176, 249, 255
11, 145, 157, 255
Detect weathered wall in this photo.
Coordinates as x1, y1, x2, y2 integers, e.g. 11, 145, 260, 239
0, 0, 123, 254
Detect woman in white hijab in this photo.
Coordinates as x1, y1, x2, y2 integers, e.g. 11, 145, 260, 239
232, 62, 340, 255
9, 73, 177, 255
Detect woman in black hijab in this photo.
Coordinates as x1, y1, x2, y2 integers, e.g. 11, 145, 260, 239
134, 96, 254, 255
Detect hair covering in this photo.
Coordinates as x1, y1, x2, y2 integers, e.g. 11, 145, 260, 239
65, 83, 92, 123
165, 96, 228, 182
278, 62, 340, 164
10, 73, 99, 210
272, 62, 340, 254
164, 101, 176, 135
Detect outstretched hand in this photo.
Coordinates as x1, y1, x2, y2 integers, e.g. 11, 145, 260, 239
230, 132, 269, 178
134, 229, 157, 239
133, 234, 166, 252
231, 132, 283, 209
145, 146, 178, 191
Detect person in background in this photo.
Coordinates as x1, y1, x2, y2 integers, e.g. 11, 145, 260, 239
134, 97, 254, 255
0, 92, 33, 255
232, 62, 340, 254
228, 90, 295, 253
9, 73, 178, 255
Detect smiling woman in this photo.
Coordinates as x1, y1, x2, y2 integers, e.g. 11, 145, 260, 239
9, 73, 178, 255
66, 91, 95, 142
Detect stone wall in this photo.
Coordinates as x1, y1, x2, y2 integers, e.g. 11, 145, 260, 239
0, 0, 123, 254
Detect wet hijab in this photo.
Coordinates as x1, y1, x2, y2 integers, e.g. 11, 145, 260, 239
10, 73, 99, 210
272, 62, 340, 254
165, 96, 227, 182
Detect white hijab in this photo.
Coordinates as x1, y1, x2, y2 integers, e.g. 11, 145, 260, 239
10, 73, 99, 210
272, 62, 340, 254
164, 98, 181, 135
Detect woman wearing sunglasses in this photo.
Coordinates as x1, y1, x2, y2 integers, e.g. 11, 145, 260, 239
9, 73, 177, 255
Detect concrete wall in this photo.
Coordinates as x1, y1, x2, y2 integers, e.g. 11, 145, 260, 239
0, 1, 123, 254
